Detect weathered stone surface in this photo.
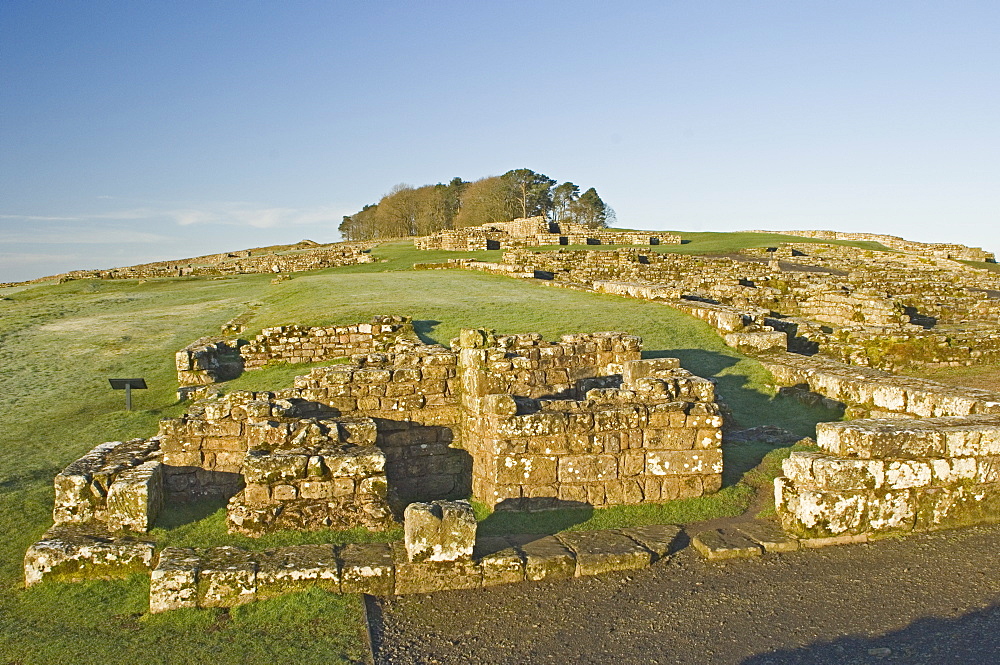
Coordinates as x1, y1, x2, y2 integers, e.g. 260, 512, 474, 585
692, 528, 764, 560
474, 537, 525, 587
24, 525, 155, 587
52, 438, 162, 531
256, 544, 340, 597
149, 547, 201, 613
197, 546, 257, 608
339, 542, 395, 595
392, 542, 482, 594
511, 535, 576, 582
616, 524, 683, 560
403, 500, 477, 562
556, 530, 653, 576
736, 521, 800, 553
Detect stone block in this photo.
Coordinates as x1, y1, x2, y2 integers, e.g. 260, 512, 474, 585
339, 543, 395, 595
242, 450, 308, 484
255, 544, 340, 597
692, 528, 763, 560
512, 535, 576, 582
105, 460, 163, 531
197, 546, 257, 608
494, 455, 558, 485
558, 455, 618, 483
392, 543, 482, 594
556, 530, 653, 576
645, 449, 723, 476
404, 500, 477, 562
24, 525, 156, 587
474, 537, 525, 587
149, 547, 201, 613
616, 524, 682, 560
735, 521, 800, 553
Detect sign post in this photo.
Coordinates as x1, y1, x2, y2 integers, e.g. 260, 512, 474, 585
108, 378, 148, 411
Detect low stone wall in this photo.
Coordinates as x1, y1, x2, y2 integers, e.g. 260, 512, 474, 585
757, 349, 1000, 418
175, 316, 417, 387
53, 438, 163, 532
776, 415, 1000, 538
415, 217, 680, 252
228, 428, 395, 536
148, 524, 683, 611
745, 229, 996, 262
240, 315, 416, 369
24, 525, 156, 587
464, 356, 723, 511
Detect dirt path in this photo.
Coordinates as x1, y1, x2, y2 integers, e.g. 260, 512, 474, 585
372, 523, 1000, 664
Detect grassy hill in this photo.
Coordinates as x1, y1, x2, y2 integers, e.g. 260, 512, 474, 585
0, 235, 844, 664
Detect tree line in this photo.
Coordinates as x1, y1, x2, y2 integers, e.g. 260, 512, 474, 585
338, 168, 614, 241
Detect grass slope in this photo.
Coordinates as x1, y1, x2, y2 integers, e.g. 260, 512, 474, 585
0, 237, 839, 663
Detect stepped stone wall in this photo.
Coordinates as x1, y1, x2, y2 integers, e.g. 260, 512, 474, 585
457, 330, 722, 510
776, 416, 1000, 538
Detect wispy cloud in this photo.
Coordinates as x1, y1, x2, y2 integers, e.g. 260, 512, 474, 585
0, 227, 171, 244
1, 202, 349, 231
165, 203, 347, 229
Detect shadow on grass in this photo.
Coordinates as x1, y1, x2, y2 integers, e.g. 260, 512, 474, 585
476, 501, 594, 537
644, 347, 842, 439
412, 319, 442, 345
153, 496, 230, 531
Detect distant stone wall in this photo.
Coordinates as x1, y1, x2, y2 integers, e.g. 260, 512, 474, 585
745, 229, 995, 262
776, 415, 1000, 538
56, 244, 375, 281
415, 217, 680, 251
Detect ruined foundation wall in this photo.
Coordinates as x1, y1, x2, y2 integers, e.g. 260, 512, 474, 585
776, 415, 1000, 538
175, 316, 416, 387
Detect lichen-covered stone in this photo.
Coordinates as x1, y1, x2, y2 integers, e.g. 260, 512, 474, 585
556, 530, 653, 576
474, 537, 525, 586
150, 547, 201, 613
339, 542, 395, 595
197, 546, 257, 608
24, 525, 155, 587
403, 500, 476, 562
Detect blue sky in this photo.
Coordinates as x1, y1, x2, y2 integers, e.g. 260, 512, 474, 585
2, 1, 998, 282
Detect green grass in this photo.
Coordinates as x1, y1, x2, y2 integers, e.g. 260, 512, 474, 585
0, 233, 844, 663
473, 483, 755, 536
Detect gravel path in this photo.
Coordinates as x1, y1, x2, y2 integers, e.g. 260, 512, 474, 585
372, 523, 1000, 664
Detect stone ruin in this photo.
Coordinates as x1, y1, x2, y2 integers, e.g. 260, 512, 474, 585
25, 228, 1000, 608
26, 321, 724, 608
34, 240, 376, 284
415, 216, 681, 251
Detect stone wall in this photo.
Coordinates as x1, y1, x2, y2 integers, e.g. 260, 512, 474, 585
415, 217, 680, 251
227, 419, 395, 536
456, 330, 722, 510
757, 349, 1000, 419
52, 438, 163, 532
746, 229, 996, 262
175, 315, 417, 387
52, 242, 375, 282
776, 415, 1000, 538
